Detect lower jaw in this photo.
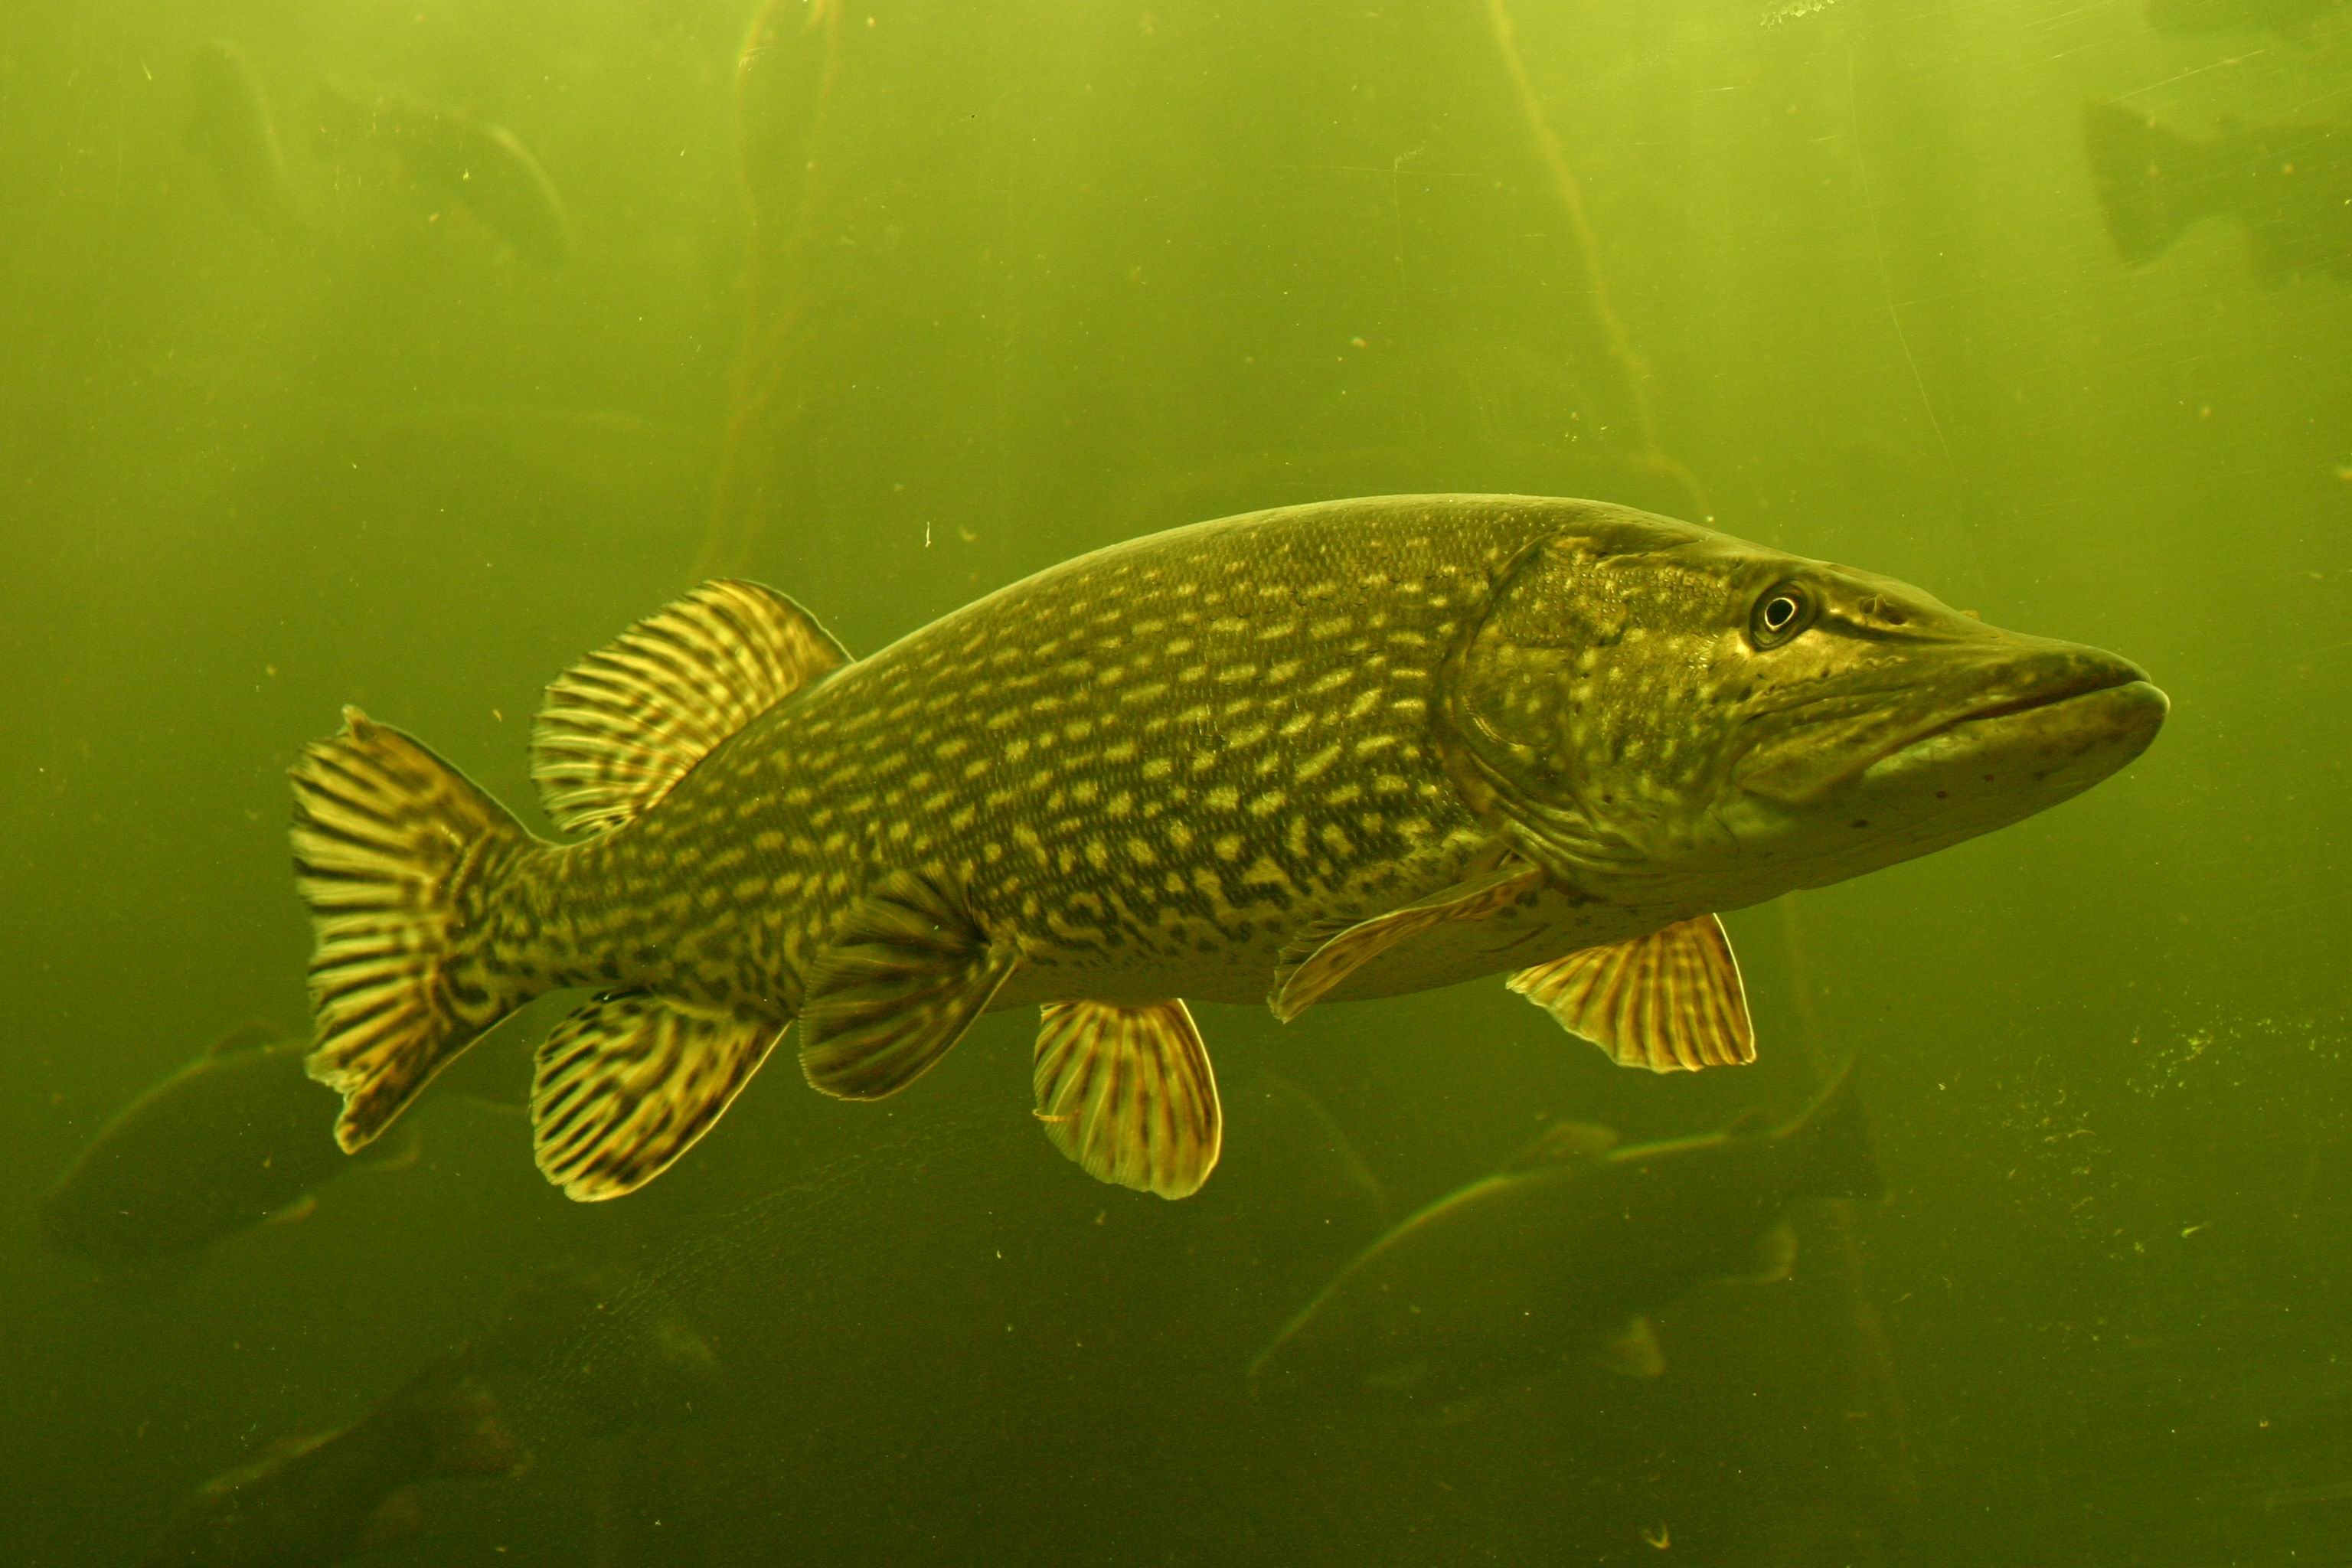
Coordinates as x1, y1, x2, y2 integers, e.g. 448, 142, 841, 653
1857, 680, 2167, 791
1710, 763, 2150, 895
1781, 761, 2147, 888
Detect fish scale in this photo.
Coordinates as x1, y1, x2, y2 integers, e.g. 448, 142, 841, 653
288, 493, 2164, 1205
521, 499, 1530, 1015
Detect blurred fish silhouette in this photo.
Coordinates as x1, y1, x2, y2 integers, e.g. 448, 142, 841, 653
184, 42, 302, 236
312, 80, 572, 269
2084, 101, 2352, 283
1245, 1070, 1389, 1236
479, 1263, 725, 1438
141, 1347, 527, 1568
38, 1023, 416, 1273
1249, 1063, 1880, 1404
2145, 0, 2347, 36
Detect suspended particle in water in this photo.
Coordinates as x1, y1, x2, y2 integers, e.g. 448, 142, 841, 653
1762, 0, 1837, 21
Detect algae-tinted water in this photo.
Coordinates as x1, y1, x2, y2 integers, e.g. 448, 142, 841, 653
3, 2, 2346, 1563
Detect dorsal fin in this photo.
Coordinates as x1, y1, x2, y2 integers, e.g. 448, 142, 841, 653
530, 580, 848, 835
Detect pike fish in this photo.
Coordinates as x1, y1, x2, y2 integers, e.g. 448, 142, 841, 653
142, 1347, 525, 1568
185, 42, 302, 237
38, 1023, 410, 1268
312, 81, 571, 269
1248, 1063, 1880, 1403
289, 495, 2165, 1204
2085, 101, 2352, 283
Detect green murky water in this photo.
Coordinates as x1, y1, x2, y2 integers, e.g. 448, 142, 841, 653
5, 2, 2346, 1563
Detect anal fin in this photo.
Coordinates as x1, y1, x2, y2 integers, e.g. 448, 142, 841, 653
1719, 1218, 1799, 1286
531, 993, 783, 1201
1034, 999, 1221, 1200
1508, 914, 1756, 1073
1271, 861, 1545, 1021
799, 872, 1021, 1099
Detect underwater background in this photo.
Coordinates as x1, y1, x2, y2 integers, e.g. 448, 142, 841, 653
3, 0, 2346, 1562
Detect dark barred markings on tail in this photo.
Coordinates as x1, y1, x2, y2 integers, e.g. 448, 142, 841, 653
289, 708, 537, 1152
289, 496, 2163, 1206
530, 992, 782, 1200
289, 580, 848, 1202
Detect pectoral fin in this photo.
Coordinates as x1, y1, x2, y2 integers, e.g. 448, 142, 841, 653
357, 1488, 424, 1554
1597, 1316, 1666, 1379
1034, 999, 1221, 1199
531, 993, 783, 1201
1719, 1218, 1799, 1285
264, 1193, 319, 1227
1508, 915, 1756, 1073
1270, 862, 1545, 1021
799, 872, 1021, 1099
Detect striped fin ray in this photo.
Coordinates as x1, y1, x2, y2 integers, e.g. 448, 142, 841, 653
1034, 1000, 1221, 1200
799, 873, 1022, 1100
290, 707, 531, 1151
530, 579, 849, 836
532, 994, 784, 1201
1507, 914, 1756, 1073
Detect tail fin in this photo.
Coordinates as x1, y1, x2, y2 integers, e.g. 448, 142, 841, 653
290, 707, 536, 1154
1775, 1058, 1882, 1204
2082, 100, 2216, 266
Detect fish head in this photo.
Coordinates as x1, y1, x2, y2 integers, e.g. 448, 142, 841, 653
1445, 509, 2167, 904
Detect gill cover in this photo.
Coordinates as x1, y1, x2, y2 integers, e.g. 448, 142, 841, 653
1439, 514, 1730, 890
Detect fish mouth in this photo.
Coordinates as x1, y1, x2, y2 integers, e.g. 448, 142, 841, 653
1847, 663, 2167, 813
1733, 651, 2164, 812
1870, 659, 2154, 769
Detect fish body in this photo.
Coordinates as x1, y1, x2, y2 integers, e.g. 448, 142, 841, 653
142, 1348, 525, 1568
2085, 101, 2352, 283
38, 1024, 400, 1266
563, 501, 1643, 1014
312, 82, 571, 267
1249, 1065, 1880, 1403
185, 42, 302, 236
289, 495, 2164, 1204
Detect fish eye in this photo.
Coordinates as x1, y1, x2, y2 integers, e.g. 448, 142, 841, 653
1749, 583, 1815, 650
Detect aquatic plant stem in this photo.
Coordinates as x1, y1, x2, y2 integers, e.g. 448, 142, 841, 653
1480, 0, 1661, 460
704, 0, 844, 580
